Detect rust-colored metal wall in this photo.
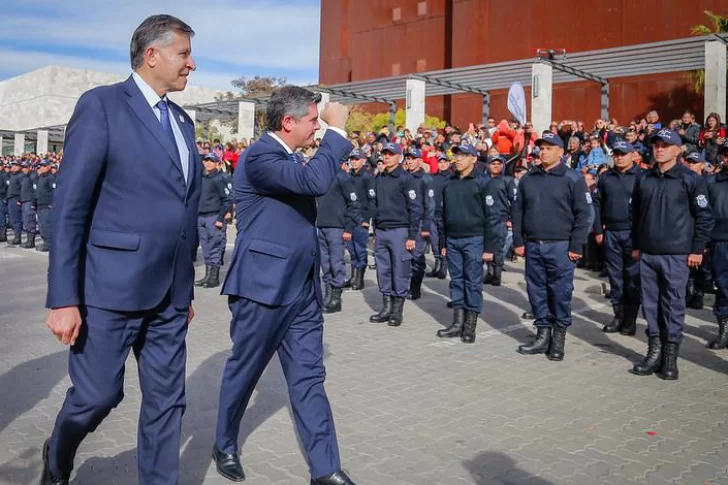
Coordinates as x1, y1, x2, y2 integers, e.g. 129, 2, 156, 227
320, 0, 725, 127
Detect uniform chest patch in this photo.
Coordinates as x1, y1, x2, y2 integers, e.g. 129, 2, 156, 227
428, 189, 434, 198
33, 184, 37, 190
52, 183, 56, 189
408, 190, 416, 200
224, 188, 230, 195
696, 194, 708, 208
368, 189, 376, 197
585, 192, 592, 204
227, 183, 232, 190
350, 193, 357, 201
485, 195, 494, 206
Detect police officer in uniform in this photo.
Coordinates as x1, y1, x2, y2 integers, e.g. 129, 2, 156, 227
196, 153, 233, 288
630, 129, 713, 380
404, 147, 434, 300
437, 143, 506, 343
484, 155, 515, 286
369, 142, 422, 326
6, 160, 23, 246
425, 154, 450, 279
317, 159, 362, 313
0, 161, 8, 242
684, 151, 712, 310
346, 149, 376, 290
19, 161, 38, 248
593, 140, 641, 335
34, 159, 56, 252
512, 132, 592, 361
707, 142, 728, 350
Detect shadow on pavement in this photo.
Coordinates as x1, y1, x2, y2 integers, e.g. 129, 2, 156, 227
462, 450, 556, 485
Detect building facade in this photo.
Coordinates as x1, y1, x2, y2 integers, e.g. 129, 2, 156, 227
319, 0, 727, 128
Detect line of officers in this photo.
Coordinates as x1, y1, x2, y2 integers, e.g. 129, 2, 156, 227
0, 159, 57, 251
315, 128, 728, 382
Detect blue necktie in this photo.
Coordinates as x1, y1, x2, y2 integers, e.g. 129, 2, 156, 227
157, 100, 178, 156
290, 152, 302, 164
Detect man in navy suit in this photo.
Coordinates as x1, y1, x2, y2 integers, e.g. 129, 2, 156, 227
214, 87, 357, 485
41, 15, 201, 485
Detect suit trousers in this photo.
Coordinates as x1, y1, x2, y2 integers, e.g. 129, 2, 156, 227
318, 227, 346, 288
215, 277, 341, 479
48, 296, 188, 485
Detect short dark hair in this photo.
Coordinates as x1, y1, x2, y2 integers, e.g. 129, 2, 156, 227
130, 15, 194, 70
265, 86, 322, 131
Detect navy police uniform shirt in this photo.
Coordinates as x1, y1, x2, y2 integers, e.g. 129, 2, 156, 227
373, 165, 423, 239
20, 172, 36, 203
512, 162, 592, 254
442, 170, 506, 254
631, 162, 713, 255
0, 171, 8, 199
198, 170, 233, 222
430, 170, 449, 220
316, 170, 362, 232
592, 163, 641, 234
708, 169, 728, 242
349, 166, 376, 222
34, 173, 56, 208
410, 168, 435, 232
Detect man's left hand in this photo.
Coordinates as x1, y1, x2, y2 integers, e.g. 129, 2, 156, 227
214, 221, 224, 229
688, 253, 703, 268
188, 305, 195, 325
343, 232, 352, 242
406, 239, 416, 251
568, 251, 582, 261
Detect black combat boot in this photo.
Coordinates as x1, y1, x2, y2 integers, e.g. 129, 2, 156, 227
387, 297, 405, 326
203, 266, 221, 288
21, 233, 35, 248
483, 263, 494, 284
324, 287, 342, 314
548, 327, 567, 361
8, 231, 21, 246
0, 229, 6, 242
631, 336, 662, 376
437, 258, 447, 279
619, 304, 639, 336
195, 265, 210, 286
426, 258, 441, 277
708, 315, 728, 350
437, 308, 465, 338
323, 283, 333, 308
491, 265, 502, 286
461, 310, 478, 343
369, 295, 393, 323
407, 271, 424, 300
517, 327, 551, 355
603, 303, 623, 333
40, 439, 69, 485
656, 342, 680, 380
350, 268, 364, 290
688, 290, 704, 310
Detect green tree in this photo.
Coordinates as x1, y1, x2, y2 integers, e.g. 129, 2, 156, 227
345, 105, 375, 134
687, 10, 728, 93
370, 109, 446, 133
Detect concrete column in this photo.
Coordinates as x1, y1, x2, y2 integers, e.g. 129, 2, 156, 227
705, 41, 727, 122
406, 78, 426, 134
531, 63, 553, 135
0, 136, 3, 156
237, 101, 256, 141
315, 92, 331, 140
37, 130, 49, 155
482, 93, 491, 126
14, 133, 25, 156
600, 83, 610, 122
185, 109, 196, 125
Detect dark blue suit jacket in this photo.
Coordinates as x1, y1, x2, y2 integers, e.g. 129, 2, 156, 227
222, 131, 353, 306
46, 76, 202, 312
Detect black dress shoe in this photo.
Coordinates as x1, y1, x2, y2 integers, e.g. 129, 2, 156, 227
311, 470, 356, 485
40, 439, 69, 485
212, 446, 245, 482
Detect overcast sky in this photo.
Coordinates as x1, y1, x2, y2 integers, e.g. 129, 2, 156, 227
0, 0, 321, 91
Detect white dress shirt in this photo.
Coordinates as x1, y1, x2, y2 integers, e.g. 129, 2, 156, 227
132, 72, 190, 183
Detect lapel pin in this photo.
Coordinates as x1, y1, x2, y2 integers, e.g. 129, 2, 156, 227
179, 115, 185, 123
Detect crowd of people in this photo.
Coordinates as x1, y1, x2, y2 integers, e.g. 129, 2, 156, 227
3, 107, 728, 380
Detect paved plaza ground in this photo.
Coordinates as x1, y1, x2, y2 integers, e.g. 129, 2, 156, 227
1, 236, 727, 485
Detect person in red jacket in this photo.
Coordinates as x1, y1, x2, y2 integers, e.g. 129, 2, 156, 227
492, 120, 515, 155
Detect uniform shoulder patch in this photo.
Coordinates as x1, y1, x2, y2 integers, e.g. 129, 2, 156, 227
52, 183, 56, 189
227, 183, 232, 190
485, 195, 494, 206
428, 189, 434, 198
696, 194, 708, 208
350, 192, 357, 201
33, 184, 37, 190
368, 188, 376, 197
408, 189, 417, 200
224, 188, 230, 195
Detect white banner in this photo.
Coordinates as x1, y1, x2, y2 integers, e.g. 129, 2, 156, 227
507, 82, 527, 126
